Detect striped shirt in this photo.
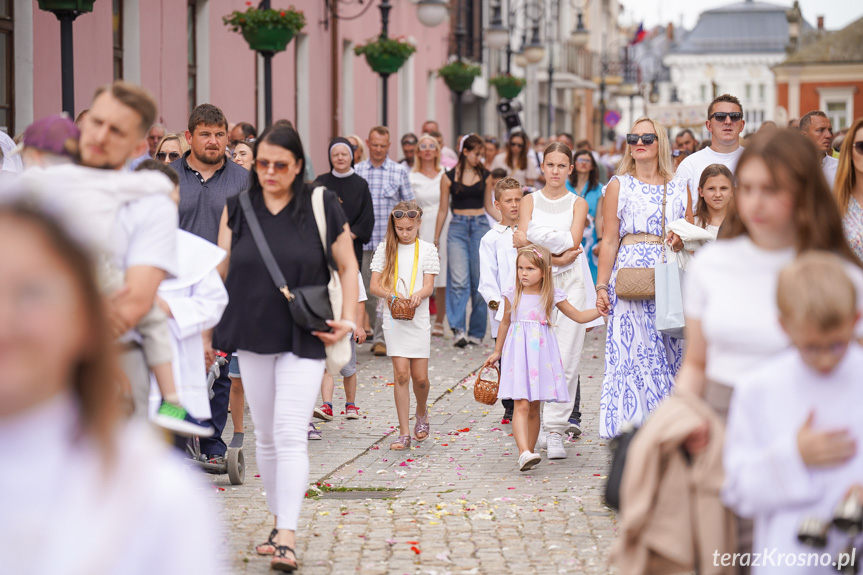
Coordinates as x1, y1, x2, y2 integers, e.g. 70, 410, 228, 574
355, 157, 414, 250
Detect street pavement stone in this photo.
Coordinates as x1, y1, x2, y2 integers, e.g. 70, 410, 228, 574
207, 328, 618, 574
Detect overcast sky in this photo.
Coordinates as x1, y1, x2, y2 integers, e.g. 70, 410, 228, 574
619, 0, 863, 32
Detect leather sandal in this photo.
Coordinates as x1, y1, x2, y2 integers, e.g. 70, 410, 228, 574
270, 545, 298, 572
414, 411, 430, 441
255, 528, 277, 556
390, 434, 411, 450
431, 322, 444, 336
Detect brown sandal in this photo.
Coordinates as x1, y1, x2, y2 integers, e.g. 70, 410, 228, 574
255, 528, 277, 556
390, 434, 411, 450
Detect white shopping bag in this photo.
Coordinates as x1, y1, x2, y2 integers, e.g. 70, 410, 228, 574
655, 245, 685, 339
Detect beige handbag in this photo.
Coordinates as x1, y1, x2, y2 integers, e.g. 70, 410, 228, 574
615, 182, 666, 301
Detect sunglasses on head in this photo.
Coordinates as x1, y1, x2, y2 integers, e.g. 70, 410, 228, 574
854, 141, 863, 154
626, 133, 657, 146
709, 112, 744, 123
156, 151, 182, 162
392, 209, 420, 219
256, 159, 291, 173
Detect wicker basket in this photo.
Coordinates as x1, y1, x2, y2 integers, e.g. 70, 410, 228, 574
473, 365, 500, 405
388, 279, 416, 321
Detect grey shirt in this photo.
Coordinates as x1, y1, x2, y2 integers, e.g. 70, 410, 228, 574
170, 151, 250, 244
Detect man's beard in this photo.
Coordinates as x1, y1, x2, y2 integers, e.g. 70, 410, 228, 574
193, 148, 224, 165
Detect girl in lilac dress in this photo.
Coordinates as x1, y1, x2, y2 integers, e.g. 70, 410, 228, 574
485, 245, 600, 471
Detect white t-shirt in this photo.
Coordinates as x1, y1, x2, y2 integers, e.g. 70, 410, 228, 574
675, 146, 744, 209
822, 154, 839, 189
684, 236, 863, 387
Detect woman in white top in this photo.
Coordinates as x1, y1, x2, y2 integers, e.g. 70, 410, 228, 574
594, 119, 688, 439
491, 131, 540, 189
514, 142, 601, 458
0, 200, 221, 575
677, 130, 863, 574
410, 133, 448, 336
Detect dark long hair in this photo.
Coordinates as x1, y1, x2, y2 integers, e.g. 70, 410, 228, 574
570, 149, 599, 193
504, 131, 528, 172
720, 130, 860, 265
453, 134, 488, 194
250, 125, 310, 224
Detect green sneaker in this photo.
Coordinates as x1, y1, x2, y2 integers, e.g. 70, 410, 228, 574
153, 401, 214, 438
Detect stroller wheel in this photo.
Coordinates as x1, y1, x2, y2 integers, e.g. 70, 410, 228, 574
227, 447, 245, 485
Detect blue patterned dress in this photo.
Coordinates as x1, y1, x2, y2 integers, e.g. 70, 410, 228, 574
599, 174, 687, 438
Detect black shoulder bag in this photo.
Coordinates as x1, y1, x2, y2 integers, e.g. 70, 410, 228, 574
238, 190, 333, 333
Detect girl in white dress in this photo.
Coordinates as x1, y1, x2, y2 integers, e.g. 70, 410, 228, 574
370, 201, 440, 451
692, 163, 734, 247
410, 133, 449, 336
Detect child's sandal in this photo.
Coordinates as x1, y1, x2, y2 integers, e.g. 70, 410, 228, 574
255, 528, 277, 556
390, 434, 411, 450
270, 545, 298, 572
414, 412, 430, 441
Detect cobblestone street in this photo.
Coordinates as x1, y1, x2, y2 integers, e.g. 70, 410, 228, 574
208, 328, 617, 574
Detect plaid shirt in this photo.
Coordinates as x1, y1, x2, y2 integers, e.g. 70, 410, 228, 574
355, 157, 414, 250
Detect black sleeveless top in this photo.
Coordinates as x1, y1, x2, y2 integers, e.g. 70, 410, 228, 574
213, 188, 348, 358
445, 168, 488, 210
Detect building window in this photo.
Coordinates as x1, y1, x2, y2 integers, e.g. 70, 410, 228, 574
758, 84, 765, 101
113, 0, 123, 80
187, 0, 197, 114
0, 0, 12, 134
745, 84, 751, 100
700, 85, 706, 102
818, 87, 856, 131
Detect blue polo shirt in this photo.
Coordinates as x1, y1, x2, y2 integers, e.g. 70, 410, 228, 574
170, 151, 250, 244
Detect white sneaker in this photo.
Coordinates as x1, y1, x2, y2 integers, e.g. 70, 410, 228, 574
453, 330, 468, 348
466, 335, 482, 345
536, 428, 548, 451
518, 451, 542, 471
546, 432, 567, 459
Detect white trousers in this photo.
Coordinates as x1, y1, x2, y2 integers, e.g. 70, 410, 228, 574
542, 266, 587, 435
236, 350, 325, 530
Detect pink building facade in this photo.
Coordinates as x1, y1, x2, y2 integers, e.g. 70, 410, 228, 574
8, 0, 453, 171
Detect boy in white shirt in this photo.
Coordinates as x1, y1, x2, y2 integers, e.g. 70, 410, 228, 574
723, 252, 863, 574
479, 177, 523, 424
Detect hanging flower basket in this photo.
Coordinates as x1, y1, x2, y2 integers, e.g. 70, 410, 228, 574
37, 0, 96, 12
223, 4, 306, 54
355, 36, 417, 75
438, 60, 482, 93
489, 75, 526, 99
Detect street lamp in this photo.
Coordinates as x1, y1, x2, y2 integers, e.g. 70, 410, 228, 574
570, 10, 589, 48
416, 0, 449, 28
524, 25, 545, 64
38, 0, 97, 117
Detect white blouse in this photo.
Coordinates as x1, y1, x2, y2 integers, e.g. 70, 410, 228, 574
684, 236, 863, 387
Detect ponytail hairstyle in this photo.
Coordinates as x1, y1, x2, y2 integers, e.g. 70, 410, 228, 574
453, 134, 488, 194
380, 200, 423, 294
693, 163, 734, 229
250, 125, 309, 227
512, 244, 555, 324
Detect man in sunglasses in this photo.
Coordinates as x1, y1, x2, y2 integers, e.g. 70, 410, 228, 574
399, 133, 418, 168
799, 110, 838, 188
675, 94, 745, 210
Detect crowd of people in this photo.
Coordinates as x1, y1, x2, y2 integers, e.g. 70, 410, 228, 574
1, 77, 863, 574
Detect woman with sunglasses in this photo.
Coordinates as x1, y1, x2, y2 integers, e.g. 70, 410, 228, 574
567, 150, 605, 283
154, 132, 190, 165
434, 134, 498, 347
595, 118, 688, 439
410, 134, 449, 337
490, 131, 539, 189
834, 117, 863, 263
213, 126, 359, 571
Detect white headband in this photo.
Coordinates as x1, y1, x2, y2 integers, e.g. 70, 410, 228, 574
458, 134, 473, 154
329, 142, 353, 160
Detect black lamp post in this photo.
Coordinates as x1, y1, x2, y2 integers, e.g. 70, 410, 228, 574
453, 0, 467, 137
38, 1, 97, 117
378, 0, 393, 127
258, 0, 275, 128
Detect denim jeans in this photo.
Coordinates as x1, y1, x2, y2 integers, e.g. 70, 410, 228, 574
446, 214, 489, 339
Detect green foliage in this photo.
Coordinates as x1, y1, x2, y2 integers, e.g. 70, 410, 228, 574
223, 5, 306, 35
437, 60, 482, 79
354, 36, 418, 60
489, 75, 526, 88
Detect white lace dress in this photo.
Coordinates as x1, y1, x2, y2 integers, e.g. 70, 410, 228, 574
371, 238, 440, 358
